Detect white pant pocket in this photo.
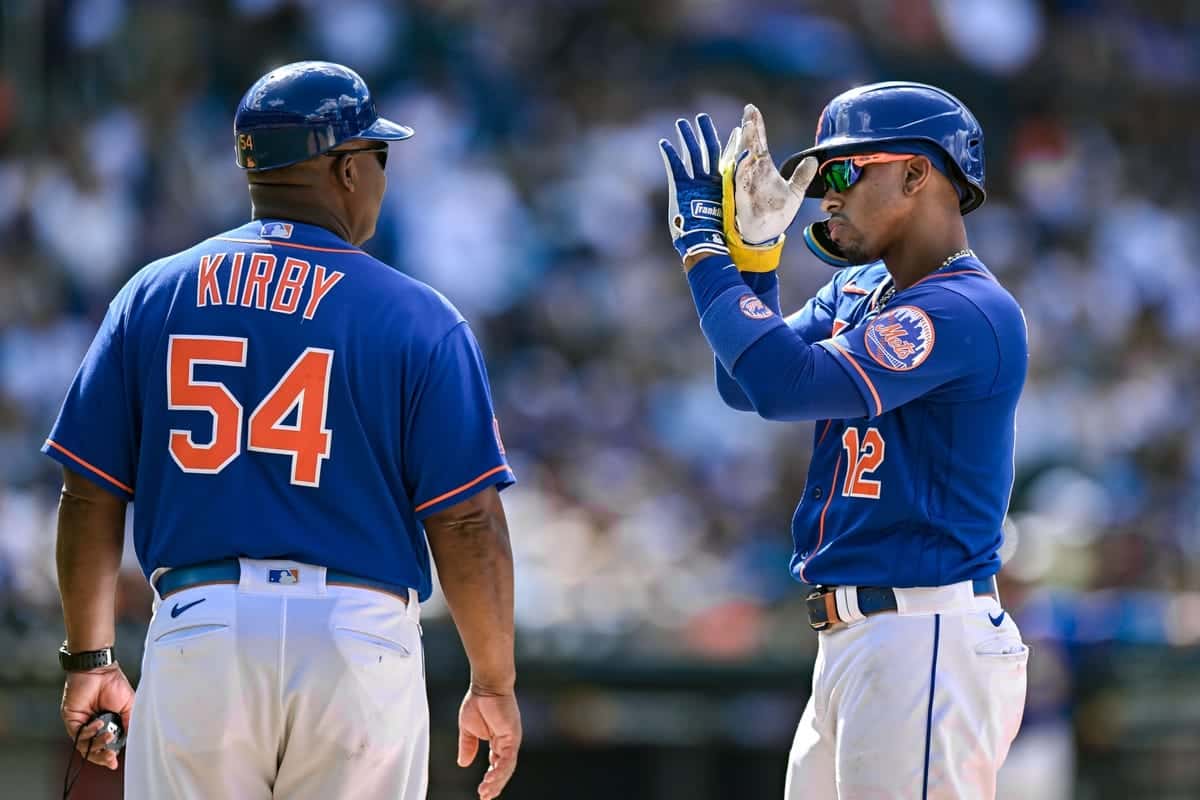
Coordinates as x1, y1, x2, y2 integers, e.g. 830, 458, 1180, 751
153, 623, 230, 645
333, 626, 412, 657
975, 636, 1031, 665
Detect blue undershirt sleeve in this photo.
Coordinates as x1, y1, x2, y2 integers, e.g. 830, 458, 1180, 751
714, 271, 780, 412
687, 256, 868, 421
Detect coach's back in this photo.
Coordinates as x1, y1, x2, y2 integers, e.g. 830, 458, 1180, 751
45, 219, 513, 600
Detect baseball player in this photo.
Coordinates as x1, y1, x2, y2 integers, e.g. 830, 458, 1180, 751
46, 61, 520, 800
659, 82, 1029, 798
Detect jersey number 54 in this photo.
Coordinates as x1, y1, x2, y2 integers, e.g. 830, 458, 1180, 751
167, 335, 333, 487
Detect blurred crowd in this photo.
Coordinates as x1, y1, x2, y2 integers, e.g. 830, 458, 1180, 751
2, 0, 1200, 678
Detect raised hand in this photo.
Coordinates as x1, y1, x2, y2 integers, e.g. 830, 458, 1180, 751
659, 114, 730, 263
726, 104, 818, 246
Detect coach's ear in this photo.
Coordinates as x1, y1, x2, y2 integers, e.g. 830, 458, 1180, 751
330, 151, 359, 192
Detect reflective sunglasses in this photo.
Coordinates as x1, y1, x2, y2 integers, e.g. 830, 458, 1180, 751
324, 142, 388, 170
819, 152, 914, 193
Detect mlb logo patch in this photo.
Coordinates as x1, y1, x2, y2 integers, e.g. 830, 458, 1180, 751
260, 222, 294, 239
269, 568, 300, 585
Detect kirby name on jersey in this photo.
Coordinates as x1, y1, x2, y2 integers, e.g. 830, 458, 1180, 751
195, 252, 344, 320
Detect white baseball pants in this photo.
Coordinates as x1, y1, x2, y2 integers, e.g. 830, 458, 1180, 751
784, 580, 1028, 800
126, 558, 428, 799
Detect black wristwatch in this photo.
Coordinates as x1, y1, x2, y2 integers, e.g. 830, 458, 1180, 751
58, 642, 116, 672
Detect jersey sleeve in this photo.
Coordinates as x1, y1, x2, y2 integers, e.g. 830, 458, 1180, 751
718, 269, 838, 409
714, 270, 780, 411
815, 285, 998, 418
42, 298, 137, 500
405, 322, 515, 519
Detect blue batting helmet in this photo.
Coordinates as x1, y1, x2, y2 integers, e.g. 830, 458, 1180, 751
779, 81, 985, 267
234, 61, 413, 172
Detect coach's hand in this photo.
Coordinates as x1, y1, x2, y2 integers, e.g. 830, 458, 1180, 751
458, 685, 522, 799
61, 663, 134, 770
719, 104, 818, 270
659, 114, 730, 264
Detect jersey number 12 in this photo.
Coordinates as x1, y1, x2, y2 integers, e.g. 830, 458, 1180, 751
167, 335, 333, 487
841, 427, 885, 499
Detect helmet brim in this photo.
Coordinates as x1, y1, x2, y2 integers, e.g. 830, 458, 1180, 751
781, 138, 886, 196
355, 116, 415, 141
781, 139, 985, 214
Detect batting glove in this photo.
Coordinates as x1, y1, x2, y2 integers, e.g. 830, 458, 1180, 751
659, 114, 729, 262
718, 104, 818, 272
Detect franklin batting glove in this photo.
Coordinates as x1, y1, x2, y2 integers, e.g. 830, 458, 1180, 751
659, 114, 729, 262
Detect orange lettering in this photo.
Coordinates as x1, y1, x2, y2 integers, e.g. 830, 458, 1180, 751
303, 265, 344, 320
226, 252, 245, 305
197, 253, 225, 307
241, 253, 277, 310
270, 257, 311, 314
873, 323, 916, 358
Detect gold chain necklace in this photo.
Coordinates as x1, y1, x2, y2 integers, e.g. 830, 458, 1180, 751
876, 248, 976, 310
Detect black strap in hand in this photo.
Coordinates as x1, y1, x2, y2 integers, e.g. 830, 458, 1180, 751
62, 710, 125, 799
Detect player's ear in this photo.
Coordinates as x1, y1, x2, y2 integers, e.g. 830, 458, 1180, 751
903, 156, 933, 197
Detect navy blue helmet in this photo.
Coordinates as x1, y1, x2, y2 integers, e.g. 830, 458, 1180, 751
782, 81, 985, 213
781, 81, 985, 267
234, 61, 413, 172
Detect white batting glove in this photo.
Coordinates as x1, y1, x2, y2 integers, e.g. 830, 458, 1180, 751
720, 105, 818, 263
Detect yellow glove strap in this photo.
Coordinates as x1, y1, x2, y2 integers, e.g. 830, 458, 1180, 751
721, 158, 785, 273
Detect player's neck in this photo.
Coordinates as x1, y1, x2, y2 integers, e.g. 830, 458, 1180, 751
883, 216, 969, 291
250, 195, 357, 246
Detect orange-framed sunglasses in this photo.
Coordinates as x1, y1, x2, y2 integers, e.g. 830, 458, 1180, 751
818, 153, 914, 193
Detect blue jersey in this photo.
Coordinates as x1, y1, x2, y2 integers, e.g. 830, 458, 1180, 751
44, 219, 514, 601
704, 257, 1026, 589
784, 259, 1027, 587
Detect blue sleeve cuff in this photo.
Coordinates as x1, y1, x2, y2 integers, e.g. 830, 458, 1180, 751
686, 254, 742, 310
414, 465, 516, 520
42, 439, 135, 501
743, 270, 781, 315
742, 269, 777, 293
700, 287, 788, 373
688, 255, 787, 373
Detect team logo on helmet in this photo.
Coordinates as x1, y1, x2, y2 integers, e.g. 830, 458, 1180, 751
739, 294, 773, 320
864, 305, 935, 371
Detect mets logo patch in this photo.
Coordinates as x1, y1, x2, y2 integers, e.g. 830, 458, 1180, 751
864, 305, 935, 371
738, 294, 773, 320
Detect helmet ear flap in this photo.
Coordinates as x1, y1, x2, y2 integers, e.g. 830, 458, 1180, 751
801, 221, 873, 269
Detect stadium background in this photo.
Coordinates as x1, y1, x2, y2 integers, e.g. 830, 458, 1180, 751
2, 0, 1199, 797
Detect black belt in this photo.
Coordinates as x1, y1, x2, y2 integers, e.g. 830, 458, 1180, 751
806, 577, 998, 631
154, 559, 410, 602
